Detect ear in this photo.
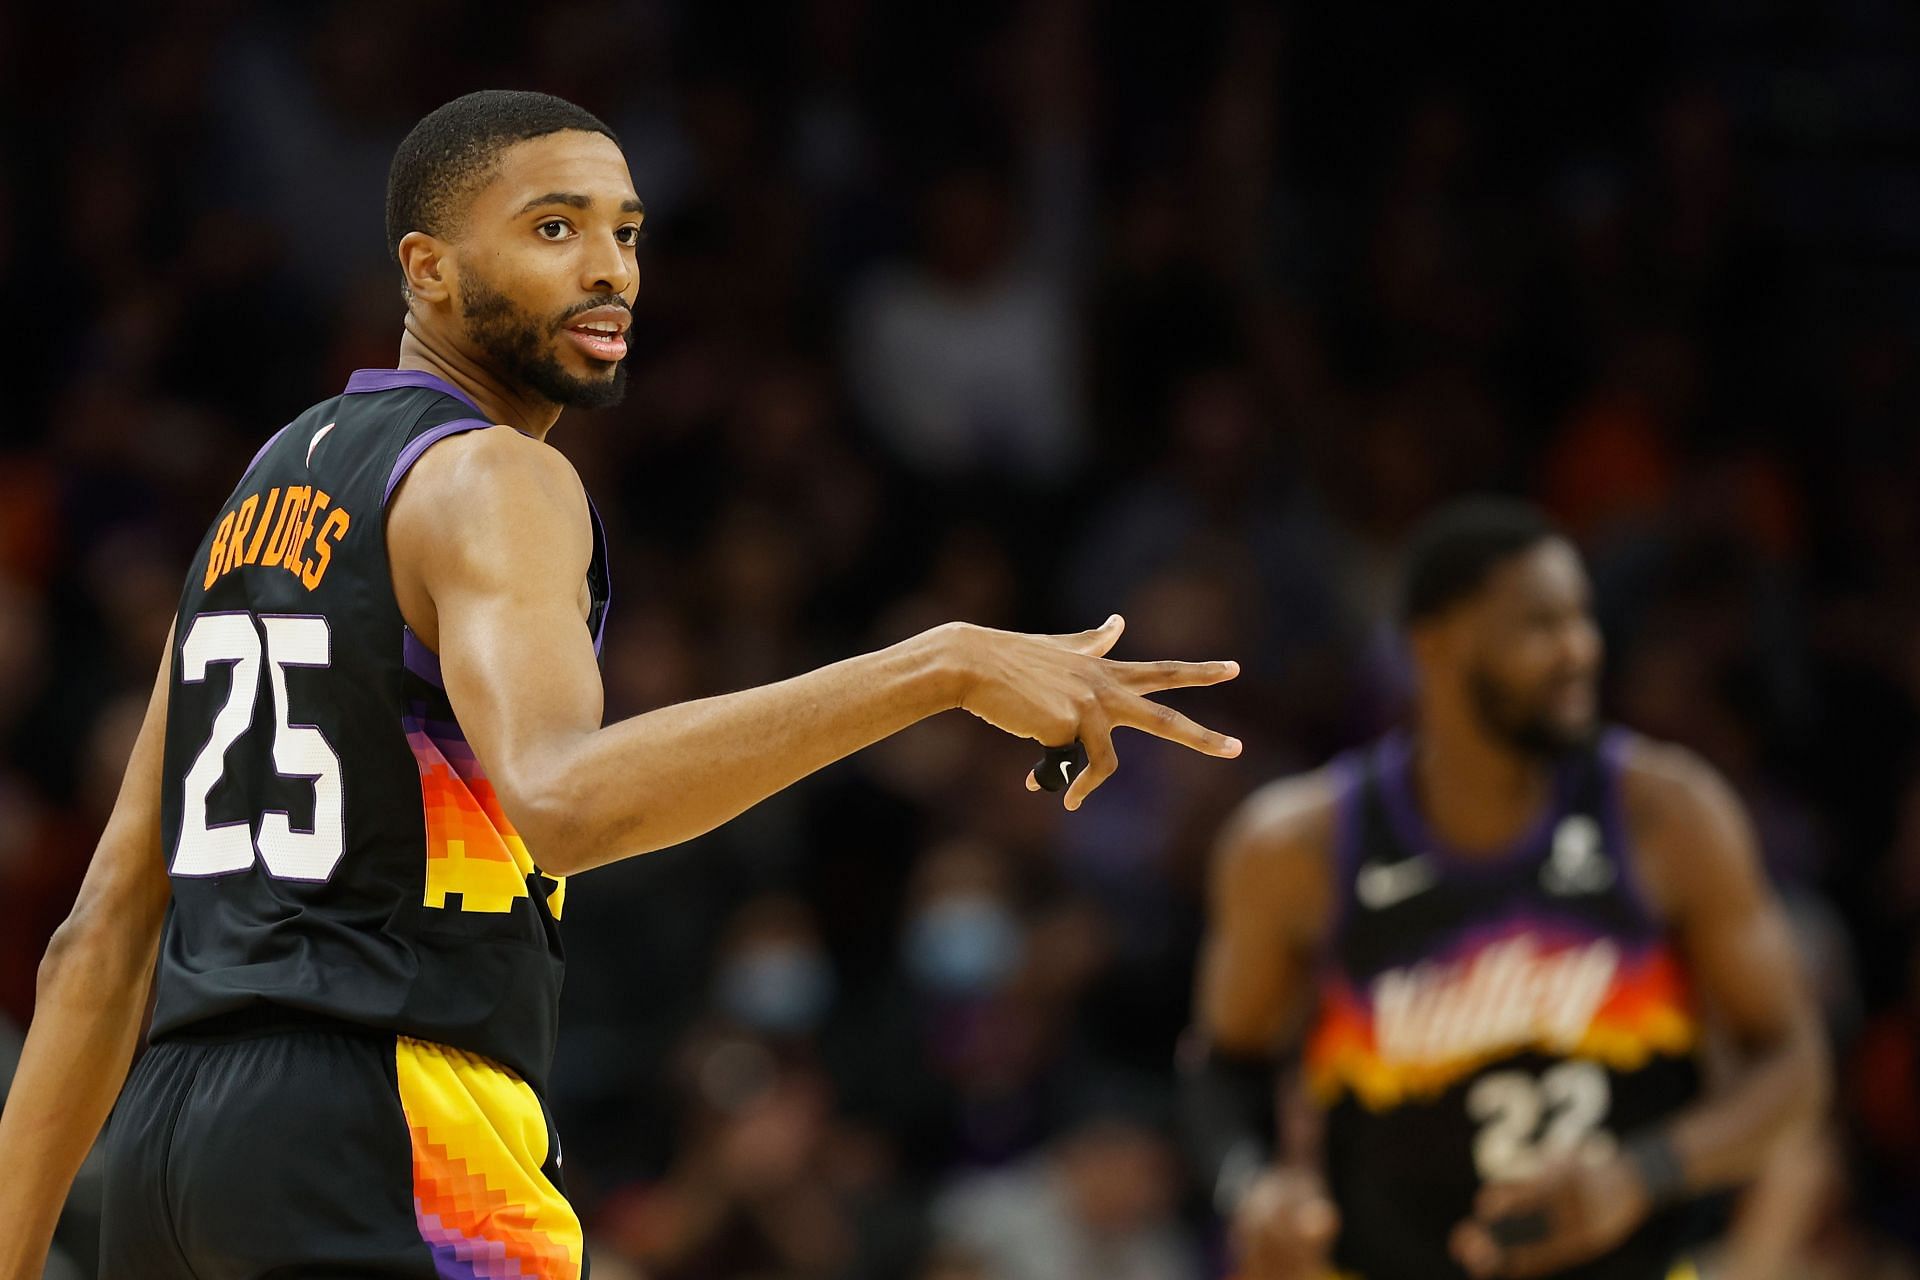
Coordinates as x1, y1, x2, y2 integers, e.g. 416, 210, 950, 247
396, 230, 453, 306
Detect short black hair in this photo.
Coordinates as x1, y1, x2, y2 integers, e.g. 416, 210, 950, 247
385, 90, 619, 264
1398, 497, 1564, 627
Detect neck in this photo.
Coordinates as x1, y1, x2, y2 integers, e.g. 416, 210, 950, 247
395, 319, 561, 441
1409, 700, 1557, 857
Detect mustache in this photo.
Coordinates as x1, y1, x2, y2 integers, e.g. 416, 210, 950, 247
553, 296, 633, 330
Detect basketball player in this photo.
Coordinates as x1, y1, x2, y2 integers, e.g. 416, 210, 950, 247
0, 91, 1241, 1280
1181, 499, 1828, 1279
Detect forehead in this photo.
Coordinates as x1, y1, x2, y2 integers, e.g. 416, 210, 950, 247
469, 130, 638, 218
1477, 539, 1589, 611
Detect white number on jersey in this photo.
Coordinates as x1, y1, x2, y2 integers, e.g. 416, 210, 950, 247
1467, 1060, 1616, 1182
171, 612, 345, 881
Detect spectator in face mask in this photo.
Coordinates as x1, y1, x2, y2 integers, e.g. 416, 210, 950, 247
713, 895, 838, 1040
819, 837, 1053, 1173
903, 842, 1026, 1001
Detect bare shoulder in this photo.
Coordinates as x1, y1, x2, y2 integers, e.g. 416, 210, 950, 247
389, 426, 590, 573
1617, 733, 1747, 840
1223, 766, 1346, 855
392, 423, 586, 523
1616, 732, 1762, 912
385, 426, 593, 647
1211, 764, 1348, 943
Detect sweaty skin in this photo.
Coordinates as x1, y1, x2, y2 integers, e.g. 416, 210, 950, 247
1194, 544, 1828, 1280
0, 128, 1243, 1278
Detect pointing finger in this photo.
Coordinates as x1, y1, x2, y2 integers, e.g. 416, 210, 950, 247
1113, 695, 1243, 758
1111, 658, 1241, 692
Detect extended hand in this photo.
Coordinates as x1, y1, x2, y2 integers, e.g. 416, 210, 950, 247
1231, 1167, 1340, 1280
1450, 1153, 1652, 1278
947, 614, 1241, 810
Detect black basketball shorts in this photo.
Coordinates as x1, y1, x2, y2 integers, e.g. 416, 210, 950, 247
99, 1016, 585, 1279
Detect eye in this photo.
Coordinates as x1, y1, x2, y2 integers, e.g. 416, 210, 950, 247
616, 225, 646, 247
536, 219, 572, 240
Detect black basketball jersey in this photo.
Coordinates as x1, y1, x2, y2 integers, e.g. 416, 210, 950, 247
151, 368, 609, 1093
1305, 730, 1706, 1279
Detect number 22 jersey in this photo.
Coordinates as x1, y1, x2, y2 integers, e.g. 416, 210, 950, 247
1305, 731, 1710, 1279
150, 368, 610, 1094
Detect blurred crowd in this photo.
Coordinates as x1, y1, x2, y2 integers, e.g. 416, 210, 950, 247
4, 1, 1920, 1276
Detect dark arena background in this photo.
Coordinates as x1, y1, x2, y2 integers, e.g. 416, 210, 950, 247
3, 2, 1919, 1277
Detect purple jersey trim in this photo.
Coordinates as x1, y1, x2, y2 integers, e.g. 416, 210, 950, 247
382, 418, 496, 505
1324, 750, 1369, 943
1376, 730, 1568, 873
345, 367, 484, 413
403, 625, 445, 690
243, 423, 293, 478
1599, 727, 1660, 923
586, 494, 611, 656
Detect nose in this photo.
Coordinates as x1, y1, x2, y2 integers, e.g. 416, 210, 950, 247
581, 227, 635, 298
1563, 615, 1603, 673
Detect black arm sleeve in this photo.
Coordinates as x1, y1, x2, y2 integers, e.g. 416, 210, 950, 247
1177, 1036, 1280, 1214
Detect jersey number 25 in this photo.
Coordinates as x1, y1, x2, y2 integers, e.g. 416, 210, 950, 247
171, 611, 344, 882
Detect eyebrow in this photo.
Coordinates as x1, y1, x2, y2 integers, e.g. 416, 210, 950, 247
517, 192, 647, 216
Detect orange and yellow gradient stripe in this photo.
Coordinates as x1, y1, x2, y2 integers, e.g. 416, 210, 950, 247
1307, 936, 1697, 1111
396, 1036, 583, 1279
404, 707, 565, 919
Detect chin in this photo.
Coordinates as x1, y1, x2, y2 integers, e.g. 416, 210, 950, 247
1496, 713, 1597, 758
543, 360, 629, 411
1547, 717, 1601, 752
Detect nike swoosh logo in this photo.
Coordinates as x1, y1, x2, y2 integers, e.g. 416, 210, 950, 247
307, 422, 336, 467
1058, 759, 1075, 785
1543, 855, 1615, 895
1356, 855, 1437, 910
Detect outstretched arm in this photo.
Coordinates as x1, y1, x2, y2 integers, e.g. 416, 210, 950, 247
0, 625, 176, 1280
388, 426, 1242, 875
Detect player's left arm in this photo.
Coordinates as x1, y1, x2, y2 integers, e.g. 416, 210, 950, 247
0, 624, 176, 1280
1454, 741, 1831, 1279
1627, 743, 1831, 1188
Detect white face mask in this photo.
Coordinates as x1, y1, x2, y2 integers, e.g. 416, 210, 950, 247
718, 944, 836, 1034
904, 894, 1023, 996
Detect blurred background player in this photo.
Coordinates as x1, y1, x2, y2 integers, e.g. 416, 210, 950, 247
1182, 498, 1829, 1279
0, 89, 1242, 1280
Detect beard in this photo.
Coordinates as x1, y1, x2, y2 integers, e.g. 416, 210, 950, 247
1467, 664, 1597, 758
459, 274, 629, 410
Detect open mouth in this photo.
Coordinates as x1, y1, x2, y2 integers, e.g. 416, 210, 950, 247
562, 309, 631, 362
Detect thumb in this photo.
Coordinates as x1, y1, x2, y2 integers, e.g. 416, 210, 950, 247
1047, 614, 1126, 655
1075, 613, 1125, 656
1294, 1196, 1339, 1246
